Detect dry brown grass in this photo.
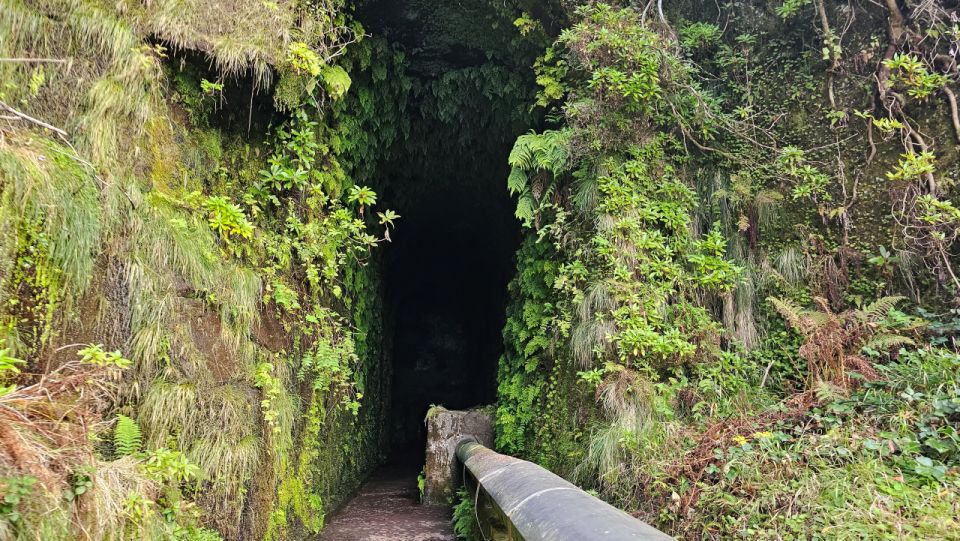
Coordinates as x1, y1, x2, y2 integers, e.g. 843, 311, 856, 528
0, 359, 115, 490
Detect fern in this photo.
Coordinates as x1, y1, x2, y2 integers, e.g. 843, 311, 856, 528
451, 488, 482, 540
767, 296, 806, 330
515, 193, 535, 226
508, 129, 569, 174
858, 296, 906, 323
113, 415, 142, 456
507, 129, 570, 228
863, 333, 915, 352
507, 167, 528, 195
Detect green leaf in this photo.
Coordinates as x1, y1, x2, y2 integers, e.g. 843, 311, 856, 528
507, 167, 528, 195
322, 65, 352, 100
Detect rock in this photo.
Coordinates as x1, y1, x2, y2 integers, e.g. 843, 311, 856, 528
423, 407, 494, 505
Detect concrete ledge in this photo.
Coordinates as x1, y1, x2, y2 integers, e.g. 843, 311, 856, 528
423, 407, 494, 505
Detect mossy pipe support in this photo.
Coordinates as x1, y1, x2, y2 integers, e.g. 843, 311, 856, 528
456, 440, 675, 541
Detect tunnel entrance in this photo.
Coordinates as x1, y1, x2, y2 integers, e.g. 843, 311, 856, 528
350, 0, 544, 460
383, 161, 520, 455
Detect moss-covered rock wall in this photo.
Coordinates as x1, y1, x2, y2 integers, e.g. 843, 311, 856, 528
0, 1, 394, 539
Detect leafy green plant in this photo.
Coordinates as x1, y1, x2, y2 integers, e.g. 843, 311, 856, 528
114, 414, 143, 456
64, 469, 93, 502
141, 447, 201, 485
0, 476, 36, 528
577, 368, 604, 386
532, 47, 569, 106
887, 151, 937, 182
268, 280, 301, 312
778, 146, 832, 203
28, 66, 45, 96
884, 53, 949, 99
376, 209, 400, 228
417, 469, 425, 501
513, 12, 538, 35
199, 78, 223, 95
917, 195, 960, 227
776, 0, 812, 18
825, 109, 846, 126
287, 42, 323, 77
203, 196, 254, 242
679, 22, 722, 50
347, 185, 377, 215
321, 65, 351, 100
0, 341, 24, 397
451, 487, 482, 540
254, 361, 283, 435
853, 110, 904, 135
78, 344, 131, 369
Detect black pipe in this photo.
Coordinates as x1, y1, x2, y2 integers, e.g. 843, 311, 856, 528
456, 441, 675, 541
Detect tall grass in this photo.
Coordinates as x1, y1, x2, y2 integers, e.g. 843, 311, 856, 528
139, 377, 261, 528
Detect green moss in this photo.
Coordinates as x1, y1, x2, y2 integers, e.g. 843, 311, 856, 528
0, 138, 102, 356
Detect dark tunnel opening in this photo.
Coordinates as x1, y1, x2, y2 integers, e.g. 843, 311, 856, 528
352, 0, 542, 462
383, 170, 521, 457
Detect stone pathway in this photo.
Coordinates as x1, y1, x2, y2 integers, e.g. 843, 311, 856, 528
318, 466, 455, 541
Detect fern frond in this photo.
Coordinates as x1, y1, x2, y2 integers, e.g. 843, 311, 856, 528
515, 192, 535, 227
804, 311, 833, 327
858, 296, 906, 322
508, 131, 538, 168
539, 130, 569, 174
863, 333, 915, 352
508, 130, 568, 174
113, 414, 142, 456
507, 167, 528, 195
768, 296, 806, 330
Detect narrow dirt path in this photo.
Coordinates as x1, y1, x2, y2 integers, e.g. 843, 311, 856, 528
318, 465, 455, 541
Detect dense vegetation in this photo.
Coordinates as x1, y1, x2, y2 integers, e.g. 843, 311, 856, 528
1, 0, 959, 540
494, 1, 960, 539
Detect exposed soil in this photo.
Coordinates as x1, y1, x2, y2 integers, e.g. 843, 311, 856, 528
184, 298, 238, 383
317, 465, 455, 541
251, 300, 292, 352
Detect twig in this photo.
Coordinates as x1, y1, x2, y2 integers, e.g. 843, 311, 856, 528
759, 360, 774, 388
942, 85, 960, 143
54, 343, 86, 353
0, 100, 68, 137
657, 0, 668, 28
865, 115, 877, 164
0, 58, 68, 64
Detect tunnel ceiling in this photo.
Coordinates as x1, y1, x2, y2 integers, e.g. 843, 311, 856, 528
357, 0, 546, 75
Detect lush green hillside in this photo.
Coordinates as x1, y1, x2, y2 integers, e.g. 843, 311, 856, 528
1, 0, 959, 540
494, 2, 960, 539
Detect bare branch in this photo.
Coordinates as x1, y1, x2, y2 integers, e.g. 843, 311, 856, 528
942, 85, 960, 143
0, 100, 68, 137
0, 57, 69, 64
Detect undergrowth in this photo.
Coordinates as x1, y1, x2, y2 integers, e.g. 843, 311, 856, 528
451, 487, 482, 541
